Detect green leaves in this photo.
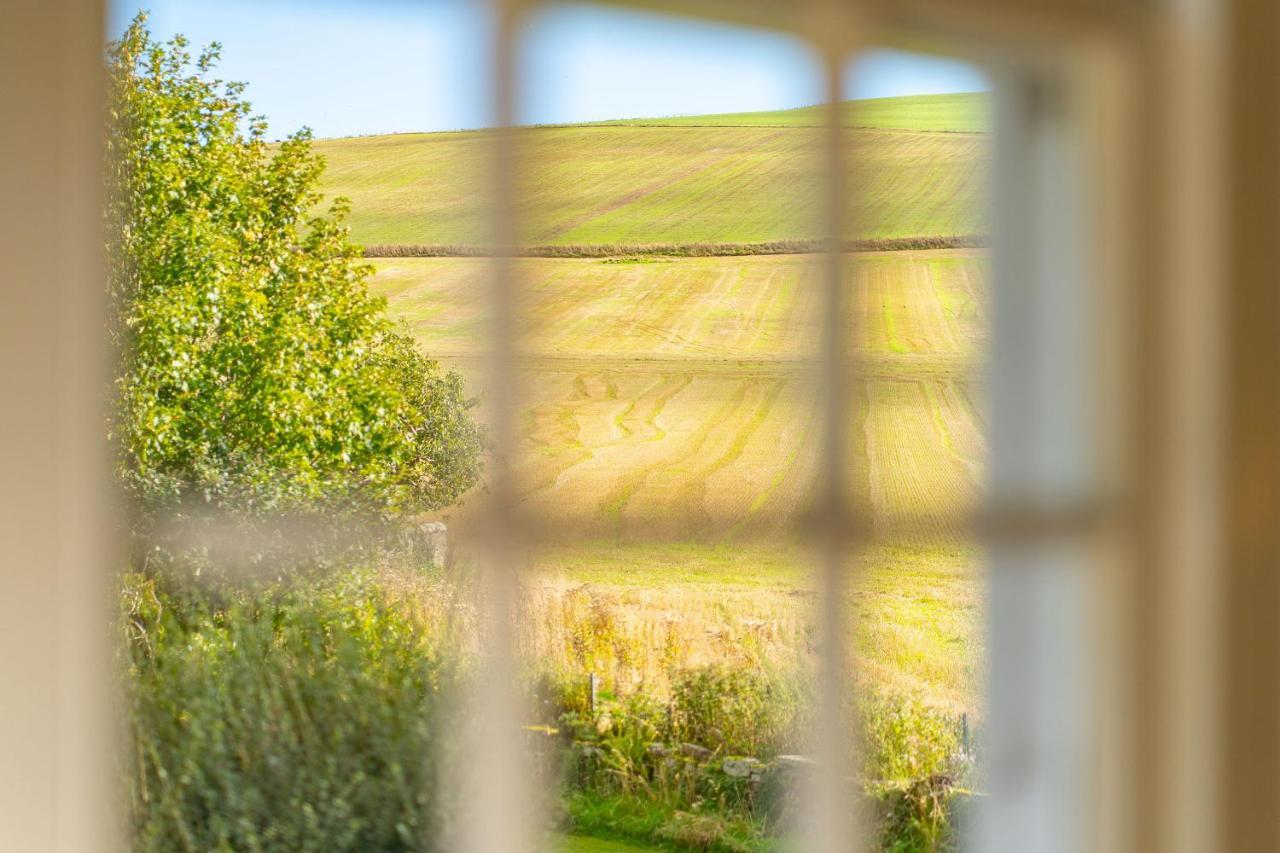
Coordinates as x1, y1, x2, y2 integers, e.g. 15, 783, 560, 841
107, 14, 483, 522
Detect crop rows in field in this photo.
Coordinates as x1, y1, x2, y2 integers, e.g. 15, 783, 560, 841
370, 250, 987, 544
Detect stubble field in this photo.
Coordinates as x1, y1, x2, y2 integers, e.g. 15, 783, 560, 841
369, 248, 987, 714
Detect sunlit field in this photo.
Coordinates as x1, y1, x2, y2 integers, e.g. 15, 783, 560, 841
369, 248, 986, 714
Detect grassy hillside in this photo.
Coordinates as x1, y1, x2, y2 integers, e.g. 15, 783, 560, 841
312, 93, 989, 247
358, 99, 990, 847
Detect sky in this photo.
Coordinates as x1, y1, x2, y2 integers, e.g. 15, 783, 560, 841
110, 0, 989, 139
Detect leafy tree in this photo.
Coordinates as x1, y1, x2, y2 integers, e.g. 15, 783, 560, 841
106, 14, 483, 522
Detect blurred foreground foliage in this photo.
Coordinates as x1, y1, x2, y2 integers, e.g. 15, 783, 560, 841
122, 569, 455, 851
124, 564, 973, 852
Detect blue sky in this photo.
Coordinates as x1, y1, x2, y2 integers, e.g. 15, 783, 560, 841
110, 1, 988, 139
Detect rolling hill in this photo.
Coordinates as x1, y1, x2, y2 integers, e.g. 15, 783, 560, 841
311, 93, 989, 247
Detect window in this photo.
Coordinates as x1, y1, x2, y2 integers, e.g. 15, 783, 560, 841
5, 0, 1277, 851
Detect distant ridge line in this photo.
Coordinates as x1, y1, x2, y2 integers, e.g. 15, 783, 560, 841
362, 235, 988, 259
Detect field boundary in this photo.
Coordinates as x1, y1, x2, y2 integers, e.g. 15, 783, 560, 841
580, 122, 988, 135
362, 235, 988, 259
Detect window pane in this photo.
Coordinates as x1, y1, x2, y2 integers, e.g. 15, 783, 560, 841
842, 55, 993, 845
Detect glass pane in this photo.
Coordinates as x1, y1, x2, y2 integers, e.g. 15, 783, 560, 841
843, 51, 992, 850
110, 0, 993, 849
107, 2, 505, 849
515, 6, 826, 849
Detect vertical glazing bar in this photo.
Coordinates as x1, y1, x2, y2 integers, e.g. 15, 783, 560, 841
1150, 1, 1223, 849
460, 0, 532, 850
977, 68, 1097, 853
805, 16, 859, 850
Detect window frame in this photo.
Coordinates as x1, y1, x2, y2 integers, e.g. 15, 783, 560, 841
6, 0, 1273, 850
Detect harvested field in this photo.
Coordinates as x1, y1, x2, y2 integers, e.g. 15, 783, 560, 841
370, 249, 988, 712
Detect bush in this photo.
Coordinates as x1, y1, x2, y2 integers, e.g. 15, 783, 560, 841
123, 570, 454, 852
670, 665, 803, 759
558, 664, 803, 847
862, 695, 968, 852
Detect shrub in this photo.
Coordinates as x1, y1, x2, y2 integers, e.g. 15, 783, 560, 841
123, 564, 970, 851
670, 665, 804, 758
862, 695, 967, 852
122, 570, 454, 852
862, 695, 961, 785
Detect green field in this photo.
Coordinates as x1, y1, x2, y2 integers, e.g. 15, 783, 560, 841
312, 93, 988, 246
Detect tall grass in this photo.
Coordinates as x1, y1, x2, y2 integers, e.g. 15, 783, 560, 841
124, 562, 973, 851
122, 568, 457, 852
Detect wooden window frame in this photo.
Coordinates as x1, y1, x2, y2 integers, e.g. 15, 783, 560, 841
4, 1, 1276, 851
